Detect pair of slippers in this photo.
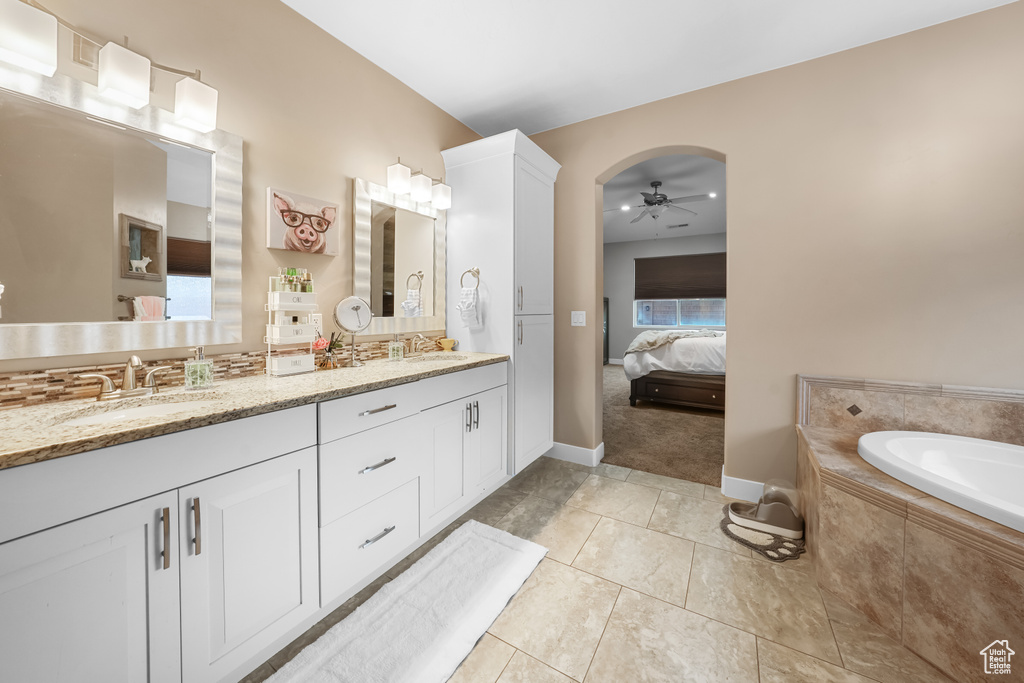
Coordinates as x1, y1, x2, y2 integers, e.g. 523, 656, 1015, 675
726, 488, 804, 540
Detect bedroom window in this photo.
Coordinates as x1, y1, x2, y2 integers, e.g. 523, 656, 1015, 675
634, 298, 726, 328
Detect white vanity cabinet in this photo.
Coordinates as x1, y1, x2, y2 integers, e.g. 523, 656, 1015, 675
0, 491, 181, 683
179, 447, 319, 683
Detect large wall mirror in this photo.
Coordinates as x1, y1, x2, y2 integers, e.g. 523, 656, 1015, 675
0, 64, 242, 360
353, 178, 445, 335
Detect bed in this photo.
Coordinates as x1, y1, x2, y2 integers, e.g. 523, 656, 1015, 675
623, 331, 726, 412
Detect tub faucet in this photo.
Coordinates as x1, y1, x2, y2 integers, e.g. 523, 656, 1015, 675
79, 355, 170, 401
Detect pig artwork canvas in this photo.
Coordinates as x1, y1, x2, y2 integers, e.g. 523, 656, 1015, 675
266, 188, 339, 255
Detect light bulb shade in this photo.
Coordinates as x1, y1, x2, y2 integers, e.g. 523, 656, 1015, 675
431, 182, 452, 210
98, 42, 151, 109
387, 161, 411, 195
175, 77, 218, 133
0, 0, 57, 77
409, 173, 432, 203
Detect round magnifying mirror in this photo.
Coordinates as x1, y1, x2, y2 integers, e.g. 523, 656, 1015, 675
333, 296, 372, 366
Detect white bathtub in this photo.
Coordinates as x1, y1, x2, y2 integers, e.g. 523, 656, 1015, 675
858, 431, 1024, 533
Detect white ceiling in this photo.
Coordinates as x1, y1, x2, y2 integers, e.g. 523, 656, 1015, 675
281, 0, 1012, 136
603, 155, 725, 244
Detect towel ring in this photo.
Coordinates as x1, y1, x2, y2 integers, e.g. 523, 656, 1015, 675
460, 267, 480, 290
406, 271, 424, 290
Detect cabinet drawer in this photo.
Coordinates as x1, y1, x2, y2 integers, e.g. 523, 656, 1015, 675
647, 382, 724, 408
319, 382, 423, 444
319, 420, 420, 525
320, 479, 419, 605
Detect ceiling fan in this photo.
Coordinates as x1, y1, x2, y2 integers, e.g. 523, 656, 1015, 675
618, 181, 714, 224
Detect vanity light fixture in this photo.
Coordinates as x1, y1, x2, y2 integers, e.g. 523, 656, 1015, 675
409, 173, 432, 203
98, 41, 151, 109
0, 0, 58, 77
174, 76, 218, 133
431, 181, 452, 210
387, 159, 412, 195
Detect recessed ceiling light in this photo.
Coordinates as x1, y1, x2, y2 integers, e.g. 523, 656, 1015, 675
620, 205, 629, 211
709, 192, 717, 198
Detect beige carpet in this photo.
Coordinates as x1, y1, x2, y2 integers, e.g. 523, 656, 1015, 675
601, 364, 724, 486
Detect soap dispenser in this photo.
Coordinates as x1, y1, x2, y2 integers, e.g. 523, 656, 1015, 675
185, 346, 214, 390
388, 334, 405, 361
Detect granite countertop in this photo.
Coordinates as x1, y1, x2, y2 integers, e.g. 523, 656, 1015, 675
0, 352, 508, 471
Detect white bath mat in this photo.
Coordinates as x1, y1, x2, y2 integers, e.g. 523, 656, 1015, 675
267, 520, 547, 683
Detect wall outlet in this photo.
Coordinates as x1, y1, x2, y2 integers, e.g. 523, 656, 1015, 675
571, 311, 586, 327
310, 313, 324, 331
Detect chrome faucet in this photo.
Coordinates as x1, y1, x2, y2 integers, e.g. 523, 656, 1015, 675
80, 355, 170, 401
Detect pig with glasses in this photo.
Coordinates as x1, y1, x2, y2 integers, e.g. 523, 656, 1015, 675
273, 192, 337, 253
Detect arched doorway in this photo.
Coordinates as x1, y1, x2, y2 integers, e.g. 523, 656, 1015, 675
596, 145, 728, 486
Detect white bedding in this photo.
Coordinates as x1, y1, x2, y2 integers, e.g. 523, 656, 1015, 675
623, 332, 726, 380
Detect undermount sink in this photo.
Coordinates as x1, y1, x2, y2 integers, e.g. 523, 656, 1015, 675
405, 353, 469, 363
59, 400, 218, 427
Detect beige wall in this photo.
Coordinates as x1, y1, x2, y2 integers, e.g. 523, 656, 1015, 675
0, 0, 476, 371
533, 3, 1024, 483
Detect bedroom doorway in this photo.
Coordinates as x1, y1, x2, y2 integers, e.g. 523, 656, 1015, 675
598, 150, 726, 486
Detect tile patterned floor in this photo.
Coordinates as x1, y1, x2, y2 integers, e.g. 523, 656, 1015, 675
241, 456, 953, 683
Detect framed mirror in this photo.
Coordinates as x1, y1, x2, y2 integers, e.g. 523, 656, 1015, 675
0, 62, 242, 360
353, 178, 445, 335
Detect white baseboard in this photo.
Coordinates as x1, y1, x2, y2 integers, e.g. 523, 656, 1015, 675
720, 467, 763, 502
546, 441, 604, 468
607, 358, 624, 366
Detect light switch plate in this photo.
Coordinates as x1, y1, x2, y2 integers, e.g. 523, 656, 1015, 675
571, 311, 586, 327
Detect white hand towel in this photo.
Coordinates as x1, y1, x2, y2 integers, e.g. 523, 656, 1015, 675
456, 287, 481, 328
401, 289, 422, 317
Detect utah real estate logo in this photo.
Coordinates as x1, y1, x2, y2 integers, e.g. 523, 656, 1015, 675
980, 640, 1014, 675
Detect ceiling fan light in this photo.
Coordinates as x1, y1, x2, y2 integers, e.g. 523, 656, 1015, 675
174, 77, 218, 133
0, 0, 57, 77
98, 42, 151, 109
620, 205, 629, 211
409, 173, 432, 203
387, 161, 411, 195
709, 192, 717, 198
649, 205, 665, 219
431, 182, 452, 210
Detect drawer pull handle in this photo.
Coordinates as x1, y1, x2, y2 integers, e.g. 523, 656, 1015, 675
359, 457, 397, 474
360, 525, 396, 549
192, 497, 202, 556
160, 507, 171, 570
473, 400, 480, 429
360, 404, 397, 416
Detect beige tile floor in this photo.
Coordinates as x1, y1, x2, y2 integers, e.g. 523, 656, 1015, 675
241, 456, 953, 683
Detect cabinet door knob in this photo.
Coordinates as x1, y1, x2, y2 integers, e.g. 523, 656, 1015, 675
360, 525, 396, 549
192, 497, 202, 556
359, 457, 397, 474
160, 507, 171, 570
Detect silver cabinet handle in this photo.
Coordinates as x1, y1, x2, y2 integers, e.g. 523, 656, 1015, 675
518, 286, 523, 311
360, 525, 396, 549
360, 404, 397, 416
473, 400, 479, 429
160, 507, 171, 570
192, 497, 202, 556
466, 402, 472, 432
518, 320, 523, 345
359, 457, 396, 474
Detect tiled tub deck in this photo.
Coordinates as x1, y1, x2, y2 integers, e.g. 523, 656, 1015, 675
796, 375, 1024, 683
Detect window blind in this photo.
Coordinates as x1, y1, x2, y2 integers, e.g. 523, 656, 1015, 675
634, 252, 726, 300
166, 237, 212, 277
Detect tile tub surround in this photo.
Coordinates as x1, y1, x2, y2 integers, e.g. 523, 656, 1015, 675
0, 352, 507, 470
243, 456, 950, 683
797, 425, 1024, 682
0, 335, 447, 412
797, 374, 1024, 446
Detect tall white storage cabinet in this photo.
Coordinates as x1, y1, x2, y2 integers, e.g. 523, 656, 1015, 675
443, 130, 560, 474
